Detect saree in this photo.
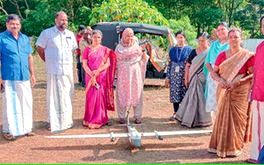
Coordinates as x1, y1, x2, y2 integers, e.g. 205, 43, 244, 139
175, 49, 212, 127
208, 49, 253, 157
82, 46, 115, 128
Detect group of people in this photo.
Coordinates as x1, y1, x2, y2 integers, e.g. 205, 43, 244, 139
0, 10, 263, 163
0, 11, 147, 136
165, 18, 264, 162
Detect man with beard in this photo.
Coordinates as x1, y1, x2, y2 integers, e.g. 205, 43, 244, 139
36, 11, 77, 132
0, 14, 36, 140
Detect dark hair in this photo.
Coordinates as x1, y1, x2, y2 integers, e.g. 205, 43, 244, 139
6, 14, 21, 23
197, 32, 209, 39
228, 27, 243, 38
218, 21, 229, 29
175, 31, 186, 38
78, 25, 86, 32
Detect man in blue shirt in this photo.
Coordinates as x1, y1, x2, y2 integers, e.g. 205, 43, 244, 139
0, 14, 36, 140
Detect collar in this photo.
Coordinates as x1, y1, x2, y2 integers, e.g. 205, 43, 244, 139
53, 26, 66, 34
5, 30, 22, 38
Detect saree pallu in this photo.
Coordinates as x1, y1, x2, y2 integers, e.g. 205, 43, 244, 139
208, 50, 253, 157
176, 50, 212, 127
105, 50, 116, 111
2, 80, 33, 136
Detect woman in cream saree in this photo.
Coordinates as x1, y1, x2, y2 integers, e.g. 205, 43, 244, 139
208, 28, 254, 157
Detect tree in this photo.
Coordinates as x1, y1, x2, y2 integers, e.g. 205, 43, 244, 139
146, 0, 224, 36
89, 0, 169, 26
178, 0, 223, 35
215, 0, 248, 26
234, 0, 264, 38
0, 0, 104, 35
169, 17, 197, 46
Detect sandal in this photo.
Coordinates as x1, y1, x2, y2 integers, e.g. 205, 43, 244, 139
25, 132, 35, 136
134, 119, 142, 124
2, 133, 16, 141
169, 113, 177, 121
106, 120, 113, 126
246, 158, 258, 164
119, 118, 125, 124
45, 123, 51, 131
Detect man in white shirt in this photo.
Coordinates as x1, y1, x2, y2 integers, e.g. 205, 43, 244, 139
36, 11, 77, 132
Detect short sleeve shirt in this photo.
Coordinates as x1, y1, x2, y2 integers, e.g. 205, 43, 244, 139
186, 49, 197, 64
36, 26, 78, 75
0, 30, 32, 81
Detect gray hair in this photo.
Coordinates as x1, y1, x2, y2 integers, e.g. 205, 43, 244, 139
55, 11, 67, 18
92, 29, 103, 37
6, 14, 21, 23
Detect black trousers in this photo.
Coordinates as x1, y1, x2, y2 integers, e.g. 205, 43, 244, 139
173, 102, 180, 113
76, 55, 85, 87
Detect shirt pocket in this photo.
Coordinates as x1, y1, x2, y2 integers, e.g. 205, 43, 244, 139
20, 42, 31, 55
65, 36, 75, 51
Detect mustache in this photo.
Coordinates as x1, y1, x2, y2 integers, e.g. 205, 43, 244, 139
58, 24, 67, 30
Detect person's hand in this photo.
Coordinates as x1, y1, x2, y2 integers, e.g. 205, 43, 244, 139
184, 78, 189, 88
0, 78, 3, 93
210, 71, 217, 80
165, 79, 170, 88
92, 69, 100, 77
142, 52, 147, 61
218, 79, 228, 89
30, 75, 36, 87
227, 81, 240, 91
90, 77, 96, 86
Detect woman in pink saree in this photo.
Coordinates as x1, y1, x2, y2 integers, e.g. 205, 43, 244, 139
82, 30, 116, 129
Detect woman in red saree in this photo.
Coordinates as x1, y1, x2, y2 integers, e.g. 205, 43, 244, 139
208, 28, 255, 157
82, 30, 116, 128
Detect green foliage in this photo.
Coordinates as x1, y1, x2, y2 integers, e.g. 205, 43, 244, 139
169, 17, 197, 47
89, 0, 198, 47
234, 0, 264, 38
22, 0, 55, 36
0, 14, 7, 30
89, 0, 169, 26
